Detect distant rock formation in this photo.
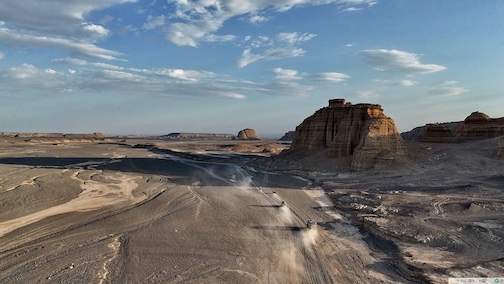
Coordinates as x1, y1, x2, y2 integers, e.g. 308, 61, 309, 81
235, 128, 261, 140
401, 122, 460, 142
0, 132, 107, 139
290, 99, 406, 170
278, 131, 295, 141
419, 124, 458, 143
456, 112, 504, 139
160, 133, 234, 140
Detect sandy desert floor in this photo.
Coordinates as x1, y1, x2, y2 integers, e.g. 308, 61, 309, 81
0, 137, 502, 283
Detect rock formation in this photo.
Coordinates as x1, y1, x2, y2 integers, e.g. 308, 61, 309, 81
419, 124, 458, 143
278, 131, 295, 141
235, 128, 261, 140
456, 112, 504, 139
401, 122, 460, 142
290, 99, 406, 170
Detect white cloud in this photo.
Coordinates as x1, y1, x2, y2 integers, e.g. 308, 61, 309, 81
237, 47, 305, 68
143, 15, 166, 30
0, 1, 134, 59
276, 32, 316, 44
0, 27, 124, 60
54, 57, 216, 82
249, 14, 270, 23
204, 34, 236, 43
359, 49, 446, 75
308, 72, 350, 82
428, 87, 469, 97
343, 7, 363, 12
166, 0, 376, 47
396, 79, 418, 86
372, 79, 418, 86
0, 63, 246, 99
0, 51, 4, 59
145, 68, 215, 82
352, 90, 380, 98
273, 68, 302, 80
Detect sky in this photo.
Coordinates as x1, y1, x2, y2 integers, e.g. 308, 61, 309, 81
0, 0, 503, 136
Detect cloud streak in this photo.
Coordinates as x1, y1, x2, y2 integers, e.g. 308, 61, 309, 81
0, 62, 244, 99
0, 0, 136, 59
359, 49, 446, 75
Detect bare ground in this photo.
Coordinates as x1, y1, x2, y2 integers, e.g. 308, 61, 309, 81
0, 137, 502, 283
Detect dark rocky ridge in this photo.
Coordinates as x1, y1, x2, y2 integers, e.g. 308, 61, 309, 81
160, 133, 234, 140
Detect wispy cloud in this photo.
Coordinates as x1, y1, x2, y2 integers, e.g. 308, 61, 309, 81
273, 68, 302, 80
54, 58, 215, 82
0, 28, 123, 60
273, 68, 350, 83
0, 0, 136, 59
307, 72, 350, 82
351, 90, 380, 98
359, 49, 446, 75
165, 0, 377, 47
428, 87, 469, 97
372, 79, 418, 86
237, 47, 305, 68
143, 15, 166, 30
0, 62, 245, 99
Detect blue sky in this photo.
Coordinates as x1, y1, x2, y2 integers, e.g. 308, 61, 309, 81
0, 0, 503, 136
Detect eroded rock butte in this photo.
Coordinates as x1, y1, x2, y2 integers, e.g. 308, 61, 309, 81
290, 99, 406, 170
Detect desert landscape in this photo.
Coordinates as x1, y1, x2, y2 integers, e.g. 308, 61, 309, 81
0, 99, 503, 283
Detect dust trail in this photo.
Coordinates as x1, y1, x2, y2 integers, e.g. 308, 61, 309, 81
279, 205, 294, 224
300, 227, 318, 249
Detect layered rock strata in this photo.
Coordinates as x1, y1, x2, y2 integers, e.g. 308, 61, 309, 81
456, 112, 504, 139
290, 99, 406, 170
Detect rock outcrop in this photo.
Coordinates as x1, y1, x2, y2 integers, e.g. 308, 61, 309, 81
456, 112, 504, 139
290, 99, 406, 170
278, 131, 295, 141
419, 124, 458, 143
235, 128, 261, 140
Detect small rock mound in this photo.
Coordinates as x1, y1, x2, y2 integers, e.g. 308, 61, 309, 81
235, 128, 261, 140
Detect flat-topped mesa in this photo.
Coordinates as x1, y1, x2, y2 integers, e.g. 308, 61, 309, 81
290, 99, 405, 170
456, 111, 504, 139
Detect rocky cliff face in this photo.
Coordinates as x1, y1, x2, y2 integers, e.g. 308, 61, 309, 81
290, 99, 406, 170
456, 112, 504, 139
235, 128, 260, 140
